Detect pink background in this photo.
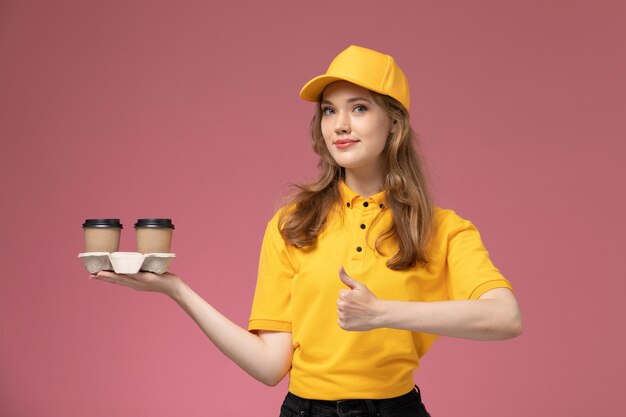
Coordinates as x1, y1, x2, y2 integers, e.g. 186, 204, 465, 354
1, 1, 625, 416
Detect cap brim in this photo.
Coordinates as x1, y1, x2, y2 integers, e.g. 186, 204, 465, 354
299, 74, 399, 106
299, 75, 345, 103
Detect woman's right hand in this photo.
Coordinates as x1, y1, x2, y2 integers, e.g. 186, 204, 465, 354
91, 270, 182, 297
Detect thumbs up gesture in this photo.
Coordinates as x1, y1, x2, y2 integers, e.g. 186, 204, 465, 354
337, 266, 382, 331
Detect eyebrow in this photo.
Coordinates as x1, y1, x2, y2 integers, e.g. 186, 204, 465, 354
321, 97, 373, 105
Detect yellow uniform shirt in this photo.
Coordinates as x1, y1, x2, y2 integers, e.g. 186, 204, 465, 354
248, 181, 512, 400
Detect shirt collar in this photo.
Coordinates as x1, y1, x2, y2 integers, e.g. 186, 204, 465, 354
338, 180, 387, 210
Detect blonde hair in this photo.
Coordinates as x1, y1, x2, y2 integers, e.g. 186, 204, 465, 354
279, 92, 434, 270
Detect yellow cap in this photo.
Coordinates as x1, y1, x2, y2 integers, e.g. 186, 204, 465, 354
299, 45, 410, 111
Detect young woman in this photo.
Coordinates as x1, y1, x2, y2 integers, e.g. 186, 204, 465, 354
93, 45, 522, 417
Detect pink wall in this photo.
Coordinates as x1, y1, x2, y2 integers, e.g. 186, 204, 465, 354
1, 1, 625, 415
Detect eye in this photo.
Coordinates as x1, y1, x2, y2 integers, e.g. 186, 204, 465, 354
353, 105, 367, 113
321, 107, 335, 115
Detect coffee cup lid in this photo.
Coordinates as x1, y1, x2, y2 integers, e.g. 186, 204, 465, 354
134, 218, 175, 229
83, 219, 123, 228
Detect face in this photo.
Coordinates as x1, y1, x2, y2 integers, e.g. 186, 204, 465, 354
320, 81, 394, 174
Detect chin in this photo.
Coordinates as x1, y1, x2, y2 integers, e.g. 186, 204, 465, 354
334, 160, 361, 170
333, 157, 371, 171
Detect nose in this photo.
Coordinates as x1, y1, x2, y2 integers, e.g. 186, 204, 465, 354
334, 110, 351, 134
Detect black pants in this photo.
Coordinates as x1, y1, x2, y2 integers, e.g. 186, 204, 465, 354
279, 387, 431, 417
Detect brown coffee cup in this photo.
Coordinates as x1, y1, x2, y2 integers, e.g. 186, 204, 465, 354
134, 218, 174, 254
82, 219, 123, 253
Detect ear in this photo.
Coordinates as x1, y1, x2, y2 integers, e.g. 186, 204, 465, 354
390, 119, 398, 134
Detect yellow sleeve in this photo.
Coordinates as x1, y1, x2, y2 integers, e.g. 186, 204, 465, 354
248, 211, 295, 332
444, 212, 513, 300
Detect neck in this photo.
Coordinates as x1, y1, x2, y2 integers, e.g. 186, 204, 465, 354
344, 166, 385, 197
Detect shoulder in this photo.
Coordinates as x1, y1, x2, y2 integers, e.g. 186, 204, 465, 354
433, 207, 471, 232
266, 202, 296, 226
262, 203, 300, 241
430, 207, 484, 249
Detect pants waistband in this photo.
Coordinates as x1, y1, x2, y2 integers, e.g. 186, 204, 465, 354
286, 386, 421, 412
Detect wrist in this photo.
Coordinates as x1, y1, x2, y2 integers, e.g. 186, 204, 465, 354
374, 299, 392, 328
165, 275, 186, 300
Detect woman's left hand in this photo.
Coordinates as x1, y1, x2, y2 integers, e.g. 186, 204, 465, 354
336, 266, 383, 331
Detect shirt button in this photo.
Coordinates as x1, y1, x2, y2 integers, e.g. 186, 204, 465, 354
346, 202, 350, 207
363, 202, 369, 207
360, 224, 366, 229
379, 204, 384, 209
356, 246, 362, 252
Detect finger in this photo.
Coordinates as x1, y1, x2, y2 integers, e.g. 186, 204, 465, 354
338, 289, 351, 299
339, 266, 360, 290
97, 271, 150, 283
93, 271, 144, 290
337, 294, 349, 308
338, 317, 350, 331
95, 270, 125, 279
92, 271, 128, 283
125, 271, 155, 282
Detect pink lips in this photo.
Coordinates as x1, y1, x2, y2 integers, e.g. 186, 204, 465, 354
334, 139, 359, 149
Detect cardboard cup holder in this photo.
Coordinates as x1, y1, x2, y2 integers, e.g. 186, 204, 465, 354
79, 252, 175, 274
